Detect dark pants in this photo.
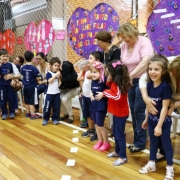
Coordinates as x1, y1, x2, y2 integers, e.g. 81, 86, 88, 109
13, 91, 18, 109
0, 85, 15, 115
128, 78, 146, 149
43, 93, 60, 121
113, 115, 128, 159
148, 124, 173, 165
35, 84, 46, 110
91, 111, 106, 127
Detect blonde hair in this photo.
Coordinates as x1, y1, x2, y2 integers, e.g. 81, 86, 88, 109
78, 59, 89, 70
168, 56, 180, 79
117, 22, 139, 38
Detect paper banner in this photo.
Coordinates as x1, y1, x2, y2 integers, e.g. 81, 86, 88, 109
0, 29, 15, 55
56, 30, 66, 40
147, 1, 179, 56
24, 19, 55, 55
67, 3, 120, 58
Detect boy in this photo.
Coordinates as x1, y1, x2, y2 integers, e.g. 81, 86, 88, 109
20, 51, 42, 119
42, 57, 61, 125
78, 51, 103, 141
0, 49, 20, 119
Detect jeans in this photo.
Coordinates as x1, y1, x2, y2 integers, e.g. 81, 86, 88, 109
128, 78, 146, 149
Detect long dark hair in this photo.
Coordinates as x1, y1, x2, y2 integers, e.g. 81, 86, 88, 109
36, 52, 48, 62
107, 59, 131, 94
146, 54, 171, 83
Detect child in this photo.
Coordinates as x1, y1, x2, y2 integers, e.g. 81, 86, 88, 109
42, 57, 61, 125
80, 51, 103, 141
89, 61, 111, 151
20, 51, 42, 120
96, 59, 131, 165
0, 49, 20, 119
77, 59, 90, 128
139, 54, 174, 180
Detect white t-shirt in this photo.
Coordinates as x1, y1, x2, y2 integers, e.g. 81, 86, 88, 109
139, 73, 147, 88
82, 70, 92, 97
46, 71, 60, 94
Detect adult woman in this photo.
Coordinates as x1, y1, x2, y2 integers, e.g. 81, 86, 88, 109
95, 30, 121, 136
118, 22, 154, 152
35, 52, 50, 112
59, 61, 80, 123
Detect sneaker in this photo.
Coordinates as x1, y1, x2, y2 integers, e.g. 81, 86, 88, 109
79, 121, 89, 128
2, 114, 7, 120
31, 114, 42, 120
139, 163, 156, 174
90, 132, 98, 141
52, 120, 59, 125
164, 168, 174, 180
42, 120, 48, 126
99, 142, 111, 151
9, 113, 15, 119
26, 113, 31, 118
59, 114, 69, 121
68, 116, 74, 123
93, 141, 103, 150
81, 129, 95, 137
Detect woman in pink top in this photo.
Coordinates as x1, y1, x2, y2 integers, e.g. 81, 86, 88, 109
117, 22, 154, 152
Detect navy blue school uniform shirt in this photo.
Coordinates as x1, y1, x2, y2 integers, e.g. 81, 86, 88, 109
20, 64, 40, 87
147, 81, 172, 128
90, 80, 108, 112
0, 62, 13, 85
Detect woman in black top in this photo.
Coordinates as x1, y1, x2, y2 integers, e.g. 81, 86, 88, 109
59, 61, 80, 123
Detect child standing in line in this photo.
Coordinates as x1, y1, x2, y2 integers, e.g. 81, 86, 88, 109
42, 57, 61, 125
96, 59, 131, 165
139, 54, 174, 180
90, 61, 111, 151
80, 51, 104, 142
20, 51, 42, 120
0, 49, 20, 119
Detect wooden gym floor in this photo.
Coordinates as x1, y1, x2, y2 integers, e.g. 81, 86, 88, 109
0, 108, 180, 180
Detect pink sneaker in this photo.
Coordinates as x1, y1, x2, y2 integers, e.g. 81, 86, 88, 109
93, 141, 103, 150
99, 142, 111, 151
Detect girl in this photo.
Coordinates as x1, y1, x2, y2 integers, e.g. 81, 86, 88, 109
139, 54, 174, 180
90, 61, 110, 151
96, 59, 131, 166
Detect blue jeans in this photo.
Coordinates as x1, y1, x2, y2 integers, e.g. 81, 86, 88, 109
113, 115, 128, 159
128, 78, 146, 149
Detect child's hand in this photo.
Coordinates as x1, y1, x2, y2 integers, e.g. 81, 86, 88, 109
4, 74, 13, 80
95, 92, 104, 101
90, 92, 95, 101
154, 126, 162, 137
56, 71, 60, 77
78, 91, 83, 97
141, 120, 148, 129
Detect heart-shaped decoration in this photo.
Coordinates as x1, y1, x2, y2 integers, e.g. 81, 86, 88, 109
67, 3, 120, 58
0, 29, 15, 55
24, 19, 55, 55
147, 1, 180, 56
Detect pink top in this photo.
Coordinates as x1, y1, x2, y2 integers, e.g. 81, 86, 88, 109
121, 36, 154, 78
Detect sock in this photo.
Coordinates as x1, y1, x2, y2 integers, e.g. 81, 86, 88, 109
166, 166, 174, 171
148, 161, 155, 167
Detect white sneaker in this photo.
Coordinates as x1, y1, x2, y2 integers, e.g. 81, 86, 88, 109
164, 169, 174, 180
139, 163, 156, 174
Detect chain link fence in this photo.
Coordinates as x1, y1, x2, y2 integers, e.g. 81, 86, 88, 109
0, 0, 159, 63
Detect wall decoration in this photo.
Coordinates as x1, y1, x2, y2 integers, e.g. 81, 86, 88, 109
24, 19, 55, 55
17, 36, 23, 45
147, 0, 179, 56
0, 29, 15, 55
56, 30, 65, 40
67, 3, 120, 58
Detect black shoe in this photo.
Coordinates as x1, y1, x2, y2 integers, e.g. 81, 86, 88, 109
68, 116, 74, 123
59, 114, 69, 121
128, 144, 134, 149
155, 156, 165, 162
130, 146, 145, 153
79, 121, 88, 128
90, 132, 98, 141
81, 129, 95, 137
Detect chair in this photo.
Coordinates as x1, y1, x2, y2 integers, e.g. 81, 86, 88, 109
171, 111, 180, 138
18, 90, 24, 113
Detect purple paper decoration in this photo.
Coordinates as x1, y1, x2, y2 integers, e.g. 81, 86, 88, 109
67, 3, 120, 58
147, 1, 180, 56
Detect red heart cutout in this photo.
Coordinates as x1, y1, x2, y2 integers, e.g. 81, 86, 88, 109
0, 29, 15, 55
24, 19, 55, 55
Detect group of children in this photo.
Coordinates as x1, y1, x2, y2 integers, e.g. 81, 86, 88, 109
0, 48, 175, 179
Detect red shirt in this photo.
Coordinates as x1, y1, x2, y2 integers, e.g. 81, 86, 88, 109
103, 81, 129, 117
